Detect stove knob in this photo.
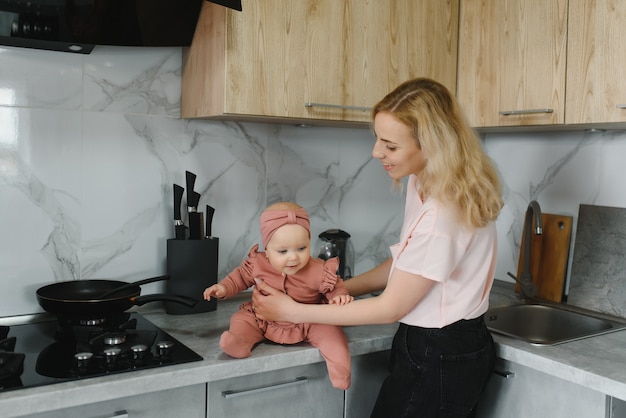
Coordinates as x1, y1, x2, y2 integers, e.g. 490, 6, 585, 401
131, 344, 149, 366
22, 21, 31, 36
75, 352, 93, 371
156, 340, 174, 361
103, 347, 122, 369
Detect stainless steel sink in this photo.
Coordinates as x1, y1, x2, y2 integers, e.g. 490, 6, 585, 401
485, 302, 626, 346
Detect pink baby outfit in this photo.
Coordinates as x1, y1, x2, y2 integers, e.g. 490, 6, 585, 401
217, 245, 351, 390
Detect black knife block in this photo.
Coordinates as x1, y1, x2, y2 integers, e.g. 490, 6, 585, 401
165, 238, 219, 315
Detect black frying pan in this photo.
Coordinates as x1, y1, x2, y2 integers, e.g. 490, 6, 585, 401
36, 276, 197, 317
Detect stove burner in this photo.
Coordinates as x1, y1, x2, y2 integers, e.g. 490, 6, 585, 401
55, 313, 134, 334
104, 333, 127, 346
81, 318, 106, 326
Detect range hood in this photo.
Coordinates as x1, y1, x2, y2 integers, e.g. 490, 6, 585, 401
0, 0, 242, 54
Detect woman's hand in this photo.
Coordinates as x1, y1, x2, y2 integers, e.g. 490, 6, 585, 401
252, 279, 296, 322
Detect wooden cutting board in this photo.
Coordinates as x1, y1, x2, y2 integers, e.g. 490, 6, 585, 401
515, 213, 573, 302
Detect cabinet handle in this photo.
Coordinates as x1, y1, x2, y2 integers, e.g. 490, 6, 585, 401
493, 369, 515, 379
498, 109, 554, 116
617, 104, 626, 109
304, 102, 371, 112
103, 411, 128, 418
221, 376, 309, 399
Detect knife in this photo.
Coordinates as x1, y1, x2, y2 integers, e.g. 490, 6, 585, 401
173, 184, 187, 239
189, 191, 204, 239
185, 171, 197, 213
205, 205, 215, 238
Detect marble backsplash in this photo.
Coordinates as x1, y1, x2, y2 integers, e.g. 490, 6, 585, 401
2, 44, 626, 316
0, 45, 405, 316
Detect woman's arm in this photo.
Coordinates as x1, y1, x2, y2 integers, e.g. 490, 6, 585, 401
252, 267, 435, 326
344, 257, 392, 297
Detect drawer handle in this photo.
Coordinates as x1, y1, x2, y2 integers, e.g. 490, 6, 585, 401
304, 102, 371, 112
493, 369, 515, 379
617, 104, 626, 109
221, 376, 309, 399
104, 411, 129, 418
498, 109, 554, 116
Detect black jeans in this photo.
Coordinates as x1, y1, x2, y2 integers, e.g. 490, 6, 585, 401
371, 316, 495, 418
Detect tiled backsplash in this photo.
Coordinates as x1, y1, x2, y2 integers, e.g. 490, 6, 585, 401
0, 45, 404, 316
2, 45, 626, 316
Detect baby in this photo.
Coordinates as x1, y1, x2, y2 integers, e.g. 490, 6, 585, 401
203, 202, 353, 389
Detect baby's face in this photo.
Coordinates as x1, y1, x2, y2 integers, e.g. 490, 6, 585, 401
265, 224, 311, 275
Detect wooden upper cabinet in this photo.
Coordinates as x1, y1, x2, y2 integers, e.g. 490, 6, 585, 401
182, 0, 459, 125
566, 0, 626, 125
457, 0, 568, 128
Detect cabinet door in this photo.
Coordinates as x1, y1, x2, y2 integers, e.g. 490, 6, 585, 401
207, 362, 343, 418
345, 350, 390, 418
457, 0, 568, 128
476, 358, 606, 418
182, 0, 307, 119
221, 0, 308, 119
566, 0, 626, 125
302, 0, 459, 123
183, 0, 459, 124
22, 384, 206, 418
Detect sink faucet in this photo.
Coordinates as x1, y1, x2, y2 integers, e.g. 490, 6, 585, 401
509, 201, 543, 299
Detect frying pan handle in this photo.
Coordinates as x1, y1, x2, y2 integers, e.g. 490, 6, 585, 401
132, 294, 198, 308
97, 275, 170, 299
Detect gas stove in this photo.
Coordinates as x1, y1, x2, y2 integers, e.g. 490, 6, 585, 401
0, 312, 202, 393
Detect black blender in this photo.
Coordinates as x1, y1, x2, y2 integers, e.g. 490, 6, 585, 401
316, 229, 355, 279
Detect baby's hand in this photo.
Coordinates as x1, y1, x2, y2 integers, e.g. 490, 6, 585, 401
328, 294, 354, 305
203, 284, 226, 301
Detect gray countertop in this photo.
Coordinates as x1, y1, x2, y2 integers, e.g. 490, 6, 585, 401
2, 281, 626, 417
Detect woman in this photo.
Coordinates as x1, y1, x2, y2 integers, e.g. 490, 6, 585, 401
253, 78, 503, 417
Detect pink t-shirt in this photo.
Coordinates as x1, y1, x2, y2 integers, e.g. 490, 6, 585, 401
389, 175, 497, 328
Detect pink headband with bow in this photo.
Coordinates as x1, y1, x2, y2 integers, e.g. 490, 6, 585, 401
260, 207, 310, 248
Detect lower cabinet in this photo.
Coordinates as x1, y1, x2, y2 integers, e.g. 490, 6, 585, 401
207, 350, 391, 418
207, 362, 344, 418
345, 350, 390, 418
611, 397, 626, 418
23, 384, 206, 418
476, 358, 607, 418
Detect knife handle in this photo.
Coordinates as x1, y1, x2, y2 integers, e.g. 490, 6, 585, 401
175, 225, 188, 240
190, 191, 201, 210
185, 171, 196, 205
206, 205, 215, 237
189, 212, 204, 240
173, 184, 184, 220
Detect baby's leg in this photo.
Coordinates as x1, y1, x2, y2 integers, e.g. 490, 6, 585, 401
220, 310, 265, 358
307, 324, 351, 390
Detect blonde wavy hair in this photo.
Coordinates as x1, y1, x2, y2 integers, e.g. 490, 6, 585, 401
372, 78, 503, 228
